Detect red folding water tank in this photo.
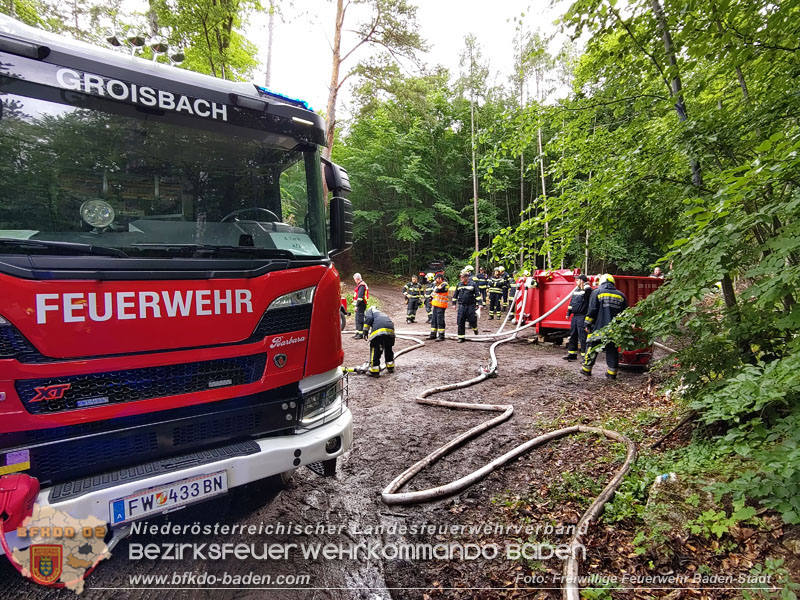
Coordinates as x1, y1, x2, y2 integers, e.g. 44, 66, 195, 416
514, 270, 664, 366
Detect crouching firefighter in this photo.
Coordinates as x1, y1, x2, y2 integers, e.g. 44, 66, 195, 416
581, 274, 628, 379
429, 273, 449, 341
362, 307, 396, 377
452, 270, 482, 342
563, 274, 591, 361
402, 275, 423, 323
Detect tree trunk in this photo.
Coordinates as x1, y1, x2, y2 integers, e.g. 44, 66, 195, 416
537, 124, 550, 269
323, 0, 345, 160
650, 0, 702, 188
471, 96, 480, 271
265, 0, 275, 87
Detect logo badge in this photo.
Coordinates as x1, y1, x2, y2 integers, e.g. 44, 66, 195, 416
30, 545, 63, 585
30, 384, 71, 403
273, 354, 287, 369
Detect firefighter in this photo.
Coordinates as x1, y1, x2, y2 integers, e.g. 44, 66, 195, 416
402, 274, 423, 323
563, 274, 591, 361
429, 273, 449, 341
488, 268, 505, 320
498, 266, 511, 310
352, 273, 369, 339
423, 272, 435, 323
475, 267, 489, 304
362, 307, 395, 377
452, 270, 482, 342
581, 274, 628, 379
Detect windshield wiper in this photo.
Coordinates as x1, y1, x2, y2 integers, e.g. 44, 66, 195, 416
0, 238, 129, 257
130, 243, 294, 258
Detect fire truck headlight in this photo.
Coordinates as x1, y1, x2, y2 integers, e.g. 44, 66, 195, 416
268, 286, 315, 311
80, 199, 115, 228
297, 377, 345, 430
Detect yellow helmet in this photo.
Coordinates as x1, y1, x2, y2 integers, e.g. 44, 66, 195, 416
426, 272, 434, 279
498, 266, 505, 273
599, 274, 615, 285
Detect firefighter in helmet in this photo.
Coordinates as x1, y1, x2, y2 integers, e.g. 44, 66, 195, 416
487, 268, 505, 320
563, 274, 590, 361
423, 272, 435, 323
362, 307, 396, 377
498, 266, 511, 310
475, 266, 489, 304
581, 274, 628, 379
452, 270, 482, 342
402, 274, 423, 323
429, 273, 449, 340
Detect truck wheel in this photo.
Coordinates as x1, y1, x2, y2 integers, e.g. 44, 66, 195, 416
266, 468, 295, 490
340, 309, 346, 331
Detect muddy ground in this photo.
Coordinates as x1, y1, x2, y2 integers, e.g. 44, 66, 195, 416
1, 283, 789, 599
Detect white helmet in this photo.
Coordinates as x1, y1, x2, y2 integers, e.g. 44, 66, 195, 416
426, 272, 434, 279
599, 274, 615, 285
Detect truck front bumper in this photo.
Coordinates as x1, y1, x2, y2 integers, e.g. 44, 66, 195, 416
1, 408, 352, 554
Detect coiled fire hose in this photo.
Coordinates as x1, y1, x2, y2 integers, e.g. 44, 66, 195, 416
347, 294, 637, 599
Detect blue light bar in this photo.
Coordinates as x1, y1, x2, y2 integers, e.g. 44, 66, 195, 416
254, 85, 313, 111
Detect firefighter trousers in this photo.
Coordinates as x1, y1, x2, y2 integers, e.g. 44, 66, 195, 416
355, 304, 366, 332
424, 298, 432, 321
369, 336, 395, 373
567, 314, 587, 356
406, 298, 420, 322
488, 292, 502, 317
456, 304, 479, 339
431, 306, 446, 338
581, 332, 619, 377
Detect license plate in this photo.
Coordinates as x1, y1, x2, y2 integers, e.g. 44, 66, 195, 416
110, 471, 227, 525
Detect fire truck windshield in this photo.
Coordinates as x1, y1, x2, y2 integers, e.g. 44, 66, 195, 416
0, 87, 327, 259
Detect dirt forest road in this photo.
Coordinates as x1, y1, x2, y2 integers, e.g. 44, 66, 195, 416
0, 282, 668, 600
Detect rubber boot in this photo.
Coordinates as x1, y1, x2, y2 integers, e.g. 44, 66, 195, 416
436, 334, 445, 341
352, 333, 363, 339
428, 333, 436, 340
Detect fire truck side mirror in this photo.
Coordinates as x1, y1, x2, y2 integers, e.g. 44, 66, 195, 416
329, 196, 353, 258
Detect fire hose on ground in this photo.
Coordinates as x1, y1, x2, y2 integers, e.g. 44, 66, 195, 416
346, 295, 637, 599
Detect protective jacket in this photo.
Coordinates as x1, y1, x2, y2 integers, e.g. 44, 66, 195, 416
363, 309, 395, 341
452, 278, 482, 305
402, 281, 423, 300
431, 281, 450, 308
488, 276, 506, 294
585, 282, 628, 332
566, 284, 591, 317
354, 281, 369, 306
475, 272, 489, 291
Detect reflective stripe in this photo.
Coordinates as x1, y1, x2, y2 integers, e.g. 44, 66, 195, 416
386, 362, 394, 368
598, 293, 623, 300
584, 316, 594, 323
437, 328, 445, 333
582, 366, 592, 373
368, 327, 395, 340
568, 350, 577, 355
607, 369, 616, 375
369, 366, 380, 373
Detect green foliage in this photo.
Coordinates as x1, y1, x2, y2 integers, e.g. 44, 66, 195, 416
151, 0, 260, 80
742, 559, 800, 600
687, 500, 757, 539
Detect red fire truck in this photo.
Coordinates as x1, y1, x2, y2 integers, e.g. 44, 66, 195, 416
0, 14, 353, 540
513, 269, 664, 366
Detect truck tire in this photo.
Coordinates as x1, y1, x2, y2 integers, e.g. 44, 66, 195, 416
266, 468, 295, 490
340, 309, 346, 331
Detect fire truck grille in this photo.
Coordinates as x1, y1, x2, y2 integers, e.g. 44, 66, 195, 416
250, 304, 312, 340
15, 353, 268, 414
0, 325, 47, 363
